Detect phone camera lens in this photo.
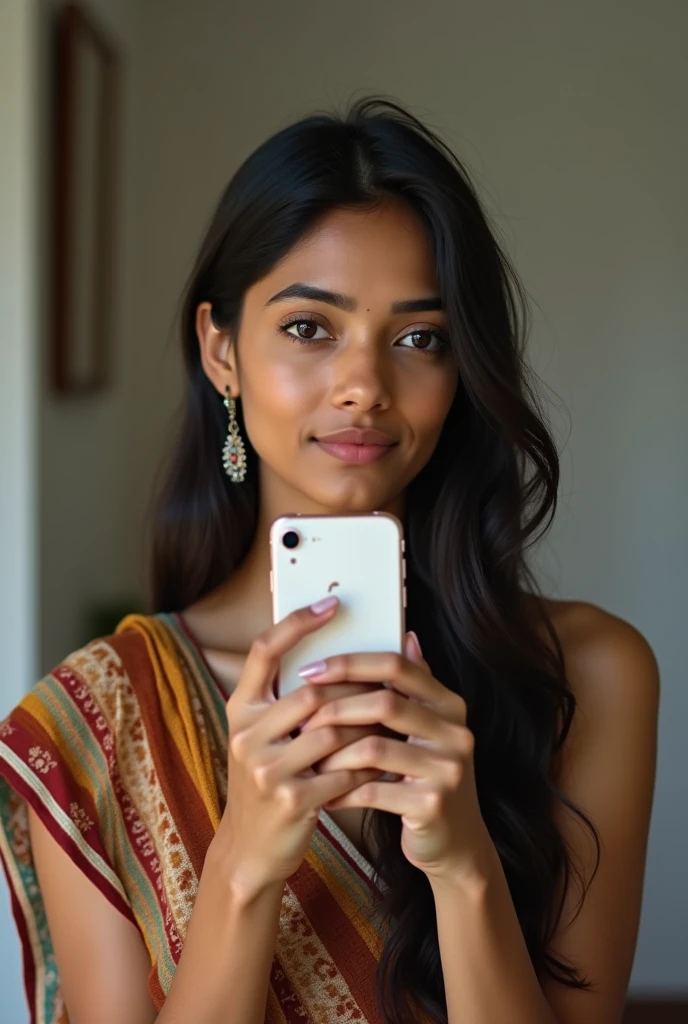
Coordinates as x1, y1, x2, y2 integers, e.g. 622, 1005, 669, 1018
282, 530, 300, 550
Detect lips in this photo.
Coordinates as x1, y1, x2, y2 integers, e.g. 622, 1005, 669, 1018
313, 427, 397, 465
315, 428, 397, 446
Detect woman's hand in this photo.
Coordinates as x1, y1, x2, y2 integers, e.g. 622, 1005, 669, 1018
298, 633, 496, 888
214, 595, 381, 901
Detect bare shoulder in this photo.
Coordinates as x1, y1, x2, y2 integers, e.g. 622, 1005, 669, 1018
532, 597, 660, 790
539, 597, 660, 713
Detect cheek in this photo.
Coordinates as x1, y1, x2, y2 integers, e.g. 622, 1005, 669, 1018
407, 369, 459, 440
241, 359, 323, 443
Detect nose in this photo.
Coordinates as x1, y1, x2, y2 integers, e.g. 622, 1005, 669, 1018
329, 340, 392, 413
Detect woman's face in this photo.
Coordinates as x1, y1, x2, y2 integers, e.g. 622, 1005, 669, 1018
199, 200, 459, 517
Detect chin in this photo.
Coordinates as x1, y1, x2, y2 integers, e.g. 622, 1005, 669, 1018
307, 480, 397, 515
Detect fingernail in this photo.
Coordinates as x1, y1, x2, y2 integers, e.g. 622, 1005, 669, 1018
298, 660, 328, 678
310, 595, 339, 615
406, 630, 423, 660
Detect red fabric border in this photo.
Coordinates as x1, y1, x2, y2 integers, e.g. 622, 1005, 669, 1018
0, 756, 135, 923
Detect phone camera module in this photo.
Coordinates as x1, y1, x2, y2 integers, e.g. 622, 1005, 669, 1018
282, 530, 301, 550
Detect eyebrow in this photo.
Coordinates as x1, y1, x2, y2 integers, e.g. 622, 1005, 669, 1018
265, 282, 443, 314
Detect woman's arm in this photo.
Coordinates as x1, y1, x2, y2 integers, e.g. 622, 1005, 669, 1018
158, 839, 284, 1024
27, 806, 159, 1024
432, 850, 558, 1024
29, 806, 284, 1024
432, 605, 659, 1024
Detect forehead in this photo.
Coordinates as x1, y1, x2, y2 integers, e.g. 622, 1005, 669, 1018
247, 202, 440, 311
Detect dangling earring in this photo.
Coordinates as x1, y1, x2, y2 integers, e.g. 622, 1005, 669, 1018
222, 386, 247, 483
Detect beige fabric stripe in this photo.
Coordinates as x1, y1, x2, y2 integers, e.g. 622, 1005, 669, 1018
276, 884, 369, 1023
116, 615, 220, 829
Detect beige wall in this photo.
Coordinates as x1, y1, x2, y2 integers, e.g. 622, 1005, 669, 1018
38, 0, 142, 670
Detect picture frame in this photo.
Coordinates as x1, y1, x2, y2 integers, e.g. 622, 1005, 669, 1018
52, 2, 120, 395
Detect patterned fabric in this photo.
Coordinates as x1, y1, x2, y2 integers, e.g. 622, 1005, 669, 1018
0, 613, 390, 1024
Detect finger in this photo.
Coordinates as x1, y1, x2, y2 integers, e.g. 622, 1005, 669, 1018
324, 778, 420, 815
254, 725, 366, 785
292, 680, 383, 731
297, 651, 465, 723
233, 595, 340, 702
311, 723, 387, 772
315, 734, 459, 780
301, 687, 456, 742
303, 768, 382, 810
232, 682, 340, 753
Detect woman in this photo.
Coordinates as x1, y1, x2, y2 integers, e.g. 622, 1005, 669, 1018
0, 97, 658, 1024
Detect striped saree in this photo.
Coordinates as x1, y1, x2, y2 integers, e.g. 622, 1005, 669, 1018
0, 613, 390, 1024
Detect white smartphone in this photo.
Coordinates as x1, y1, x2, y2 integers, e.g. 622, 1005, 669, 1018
270, 513, 406, 698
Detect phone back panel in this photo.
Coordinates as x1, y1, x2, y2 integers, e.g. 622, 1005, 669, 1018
270, 513, 405, 697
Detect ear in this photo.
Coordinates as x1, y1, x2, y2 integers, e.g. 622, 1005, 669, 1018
196, 301, 240, 399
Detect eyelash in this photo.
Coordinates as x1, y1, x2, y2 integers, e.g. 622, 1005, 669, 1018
277, 316, 448, 355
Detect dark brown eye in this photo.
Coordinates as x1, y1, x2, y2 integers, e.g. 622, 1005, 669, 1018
297, 321, 318, 339
281, 318, 329, 343
396, 329, 446, 353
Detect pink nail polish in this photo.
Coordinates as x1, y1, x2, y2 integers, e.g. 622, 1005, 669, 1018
407, 630, 422, 659
310, 595, 339, 615
298, 660, 328, 678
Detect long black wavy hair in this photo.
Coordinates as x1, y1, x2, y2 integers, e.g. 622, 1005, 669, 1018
148, 96, 599, 1023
